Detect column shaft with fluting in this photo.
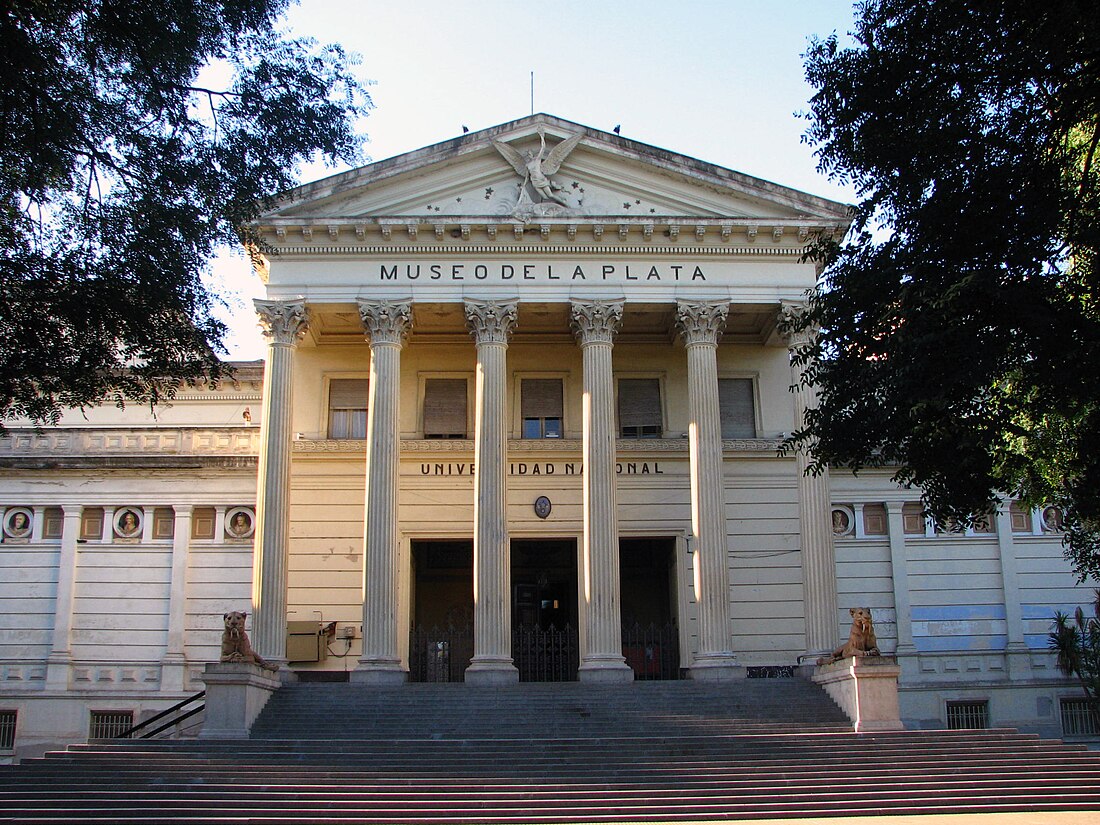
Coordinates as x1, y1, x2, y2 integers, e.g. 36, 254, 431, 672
251, 299, 309, 666
781, 303, 839, 659
677, 301, 739, 678
571, 301, 633, 682
354, 301, 412, 684
464, 300, 519, 684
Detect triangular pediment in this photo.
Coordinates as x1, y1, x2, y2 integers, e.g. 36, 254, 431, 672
259, 114, 849, 226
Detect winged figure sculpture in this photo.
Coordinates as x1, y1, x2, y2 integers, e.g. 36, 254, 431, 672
492, 127, 583, 208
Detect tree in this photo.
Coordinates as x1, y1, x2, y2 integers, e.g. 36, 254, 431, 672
791, 1, 1100, 578
1048, 592, 1100, 731
0, 1, 370, 427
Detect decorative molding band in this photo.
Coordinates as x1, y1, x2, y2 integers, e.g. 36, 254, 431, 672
292, 437, 783, 454
0, 428, 262, 457
268, 245, 807, 257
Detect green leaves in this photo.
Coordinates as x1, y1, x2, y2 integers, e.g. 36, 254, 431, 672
0, 1, 370, 426
796, 0, 1100, 576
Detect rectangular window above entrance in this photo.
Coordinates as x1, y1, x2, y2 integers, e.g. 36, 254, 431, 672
328, 379, 369, 439
423, 378, 468, 439
618, 378, 662, 438
718, 378, 757, 438
521, 378, 563, 438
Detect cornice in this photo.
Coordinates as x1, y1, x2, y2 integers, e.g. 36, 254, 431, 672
261, 243, 809, 258
292, 437, 784, 454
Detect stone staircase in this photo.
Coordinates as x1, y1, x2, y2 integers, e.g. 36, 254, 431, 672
2, 679, 1100, 822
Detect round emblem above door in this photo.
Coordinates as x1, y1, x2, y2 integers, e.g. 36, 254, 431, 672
534, 496, 552, 520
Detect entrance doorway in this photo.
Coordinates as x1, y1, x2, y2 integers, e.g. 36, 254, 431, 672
409, 539, 473, 682
511, 538, 579, 681
620, 537, 680, 679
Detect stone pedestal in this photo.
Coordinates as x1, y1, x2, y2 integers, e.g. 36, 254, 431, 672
571, 301, 633, 684
812, 656, 904, 732
199, 662, 281, 739
353, 301, 412, 685
464, 300, 520, 686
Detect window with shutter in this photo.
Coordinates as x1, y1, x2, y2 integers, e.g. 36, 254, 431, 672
521, 379, 563, 438
423, 378, 468, 438
328, 379, 369, 439
718, 378, 757, 438
618, 378, 662, 438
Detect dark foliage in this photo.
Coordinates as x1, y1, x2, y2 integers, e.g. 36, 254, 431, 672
792, 1, 1100, 578
0, 1, 370, 425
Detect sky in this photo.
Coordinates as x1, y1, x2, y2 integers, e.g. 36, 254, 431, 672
213, 0, 860, 360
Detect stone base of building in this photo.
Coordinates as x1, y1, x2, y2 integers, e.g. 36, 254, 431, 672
464, 658, 520, 686
813, 655, 903, 732
199, 662, 281, 739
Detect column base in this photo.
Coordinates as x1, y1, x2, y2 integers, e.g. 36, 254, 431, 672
578, 656, 634, 683
464, 657, 519, 686
160, 655, 188, 692
45, 653, 71, 690
351, 660, 407, 686
689, 654, 745, 682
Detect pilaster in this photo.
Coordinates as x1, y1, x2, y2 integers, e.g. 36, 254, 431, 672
46, 505, 83, 689
464, 300, 520, 685
251, 298, 309, 666
885, 502, 919, 680
162, 504, 193, 692
676, 301, 740, 679
995, 504, 1031, 679
353, 300, 412, 684
571, 301, 633, 682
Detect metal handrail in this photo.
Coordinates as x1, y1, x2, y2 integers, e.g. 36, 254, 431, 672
118, 690, 206, 739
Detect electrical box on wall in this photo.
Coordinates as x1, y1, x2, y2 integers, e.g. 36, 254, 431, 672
286, 621, 328, 663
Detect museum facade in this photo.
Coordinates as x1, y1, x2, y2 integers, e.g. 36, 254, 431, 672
0, 115, 1093, 758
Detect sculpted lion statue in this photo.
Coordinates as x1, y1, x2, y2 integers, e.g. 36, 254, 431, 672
818, 607, 881, 665
220, 611, 279, 671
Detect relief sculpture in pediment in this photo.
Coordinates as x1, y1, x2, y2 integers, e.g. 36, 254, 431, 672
492, 127, 583, 219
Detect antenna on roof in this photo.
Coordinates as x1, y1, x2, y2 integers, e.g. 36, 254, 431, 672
530, 71, 534, 115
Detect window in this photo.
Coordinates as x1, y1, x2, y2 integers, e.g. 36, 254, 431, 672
718, 378, 757, 438
0, 710, 15, 750
1010, 502, 1032, 533
618, 378, 662, 438
328, 379, 369, 439
521, 379, 563, 439
89, 710, 133, 740
1060, 697, 1098, 737
43, 507, 63, 540
902, 503, 926, 535
191, 507, 215, 540
946, 700, 989, 730
80, 507, 104, 541
862, 504, 888, 536
423, 378, 468, 438
152, 508, 174, 540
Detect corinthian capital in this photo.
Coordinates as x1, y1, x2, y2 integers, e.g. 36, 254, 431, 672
778, 301, 813, 348
465, 299, 518, 345
255, 299, 310, 346
675, 301, 729, 346
570, 300, 624, 346
358, 299, 412, 346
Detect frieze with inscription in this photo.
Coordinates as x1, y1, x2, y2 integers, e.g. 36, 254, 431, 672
410, 461, 675, 476
379, 262, 707, 283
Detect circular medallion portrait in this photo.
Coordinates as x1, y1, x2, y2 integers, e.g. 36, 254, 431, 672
226, 507, 256, 539
831, 507, 854, 536
1042, 506, 1063, 532
114, 509, 142, 538
3, 508, 33, 539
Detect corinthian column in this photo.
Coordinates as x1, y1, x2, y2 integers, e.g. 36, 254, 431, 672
571, 301, 633, 682
676, 301, 740, 679
780, 302, 839, 660
353, 300, 412, 685
464, 300, 520, 685
252, 299, 309, 666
